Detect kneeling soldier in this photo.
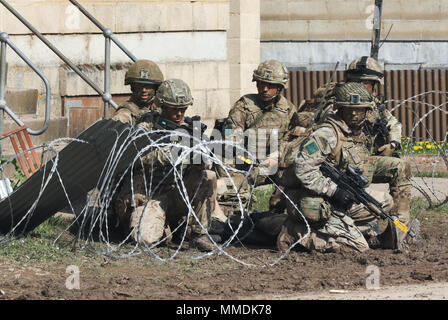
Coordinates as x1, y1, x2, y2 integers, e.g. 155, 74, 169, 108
277, 82, 418, 253
114, 79, 218, 251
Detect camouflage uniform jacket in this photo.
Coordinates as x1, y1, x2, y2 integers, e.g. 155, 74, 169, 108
224, 94, 298, 157
293, 113, 374, 198
299, 82, 402, 148
135, 112, 202, 186
365, 97, 402, 144
112, 98, 159, 125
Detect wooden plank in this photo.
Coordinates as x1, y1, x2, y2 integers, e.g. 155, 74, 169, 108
433, 69, 441, 142
69, 107, 103, 138
441, 70, 447, 141
419, 69, 427, 140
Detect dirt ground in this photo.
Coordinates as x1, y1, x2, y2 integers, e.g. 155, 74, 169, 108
0, 156, 447, 302
0, 212, 447, 301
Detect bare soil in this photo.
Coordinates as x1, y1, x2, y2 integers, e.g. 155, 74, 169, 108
0, 155, 447, 301
0, 209, 447, 301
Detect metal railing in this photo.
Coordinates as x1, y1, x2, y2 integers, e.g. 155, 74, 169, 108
0, 31, 52, 159
0, 0, 138, 119
0, 32, 51, 136
68, 0, 138, 118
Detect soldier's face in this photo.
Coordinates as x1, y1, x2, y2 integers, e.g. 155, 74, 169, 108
131, 83, 158, 104
342, 107, 367, 129
256, 81, 280, 101
361, 81, 375, 94
161, 106, 187, 123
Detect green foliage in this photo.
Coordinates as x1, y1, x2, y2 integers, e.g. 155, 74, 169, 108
410, 197, 448, 224
252, 185, 275, 212
0, 157, 27, 189
0, 216, 77, 264
399, 137, 448, 156
412, 171, 448, 178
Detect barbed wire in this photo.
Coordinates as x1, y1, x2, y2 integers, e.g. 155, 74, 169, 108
0, 91, 446, 265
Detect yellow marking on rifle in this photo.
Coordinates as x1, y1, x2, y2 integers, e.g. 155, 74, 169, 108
237, 155, 253, 165
394, 219, 410, 234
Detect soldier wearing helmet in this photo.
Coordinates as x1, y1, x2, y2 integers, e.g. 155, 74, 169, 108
276, 82, 418, 253
345, 56, 402, 157
113, 79, 221, 251
112, 59, 164, 125
298, 56, 402, 157
223, 60, 297, 155
211, 60, 298, 225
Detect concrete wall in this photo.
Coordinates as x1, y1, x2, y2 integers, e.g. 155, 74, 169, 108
0, 0, 261, 135
260, 0, 448, 70
228, 0, 260, 105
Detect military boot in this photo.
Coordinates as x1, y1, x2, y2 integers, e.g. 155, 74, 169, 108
190, 234, 215, 251
276, 224, 295, 252
378, 218, 420, 252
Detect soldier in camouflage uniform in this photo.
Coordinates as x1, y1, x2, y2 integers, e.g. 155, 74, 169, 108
218, 60, 298, 214
113, 79, 217, 251
112, 59, 164, 125
276, 82, 418, 253
345, 56, 402, 156
299, 56, 402, 156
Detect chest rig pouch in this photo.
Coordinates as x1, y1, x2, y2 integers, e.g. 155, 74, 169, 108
325, 121, 375, 186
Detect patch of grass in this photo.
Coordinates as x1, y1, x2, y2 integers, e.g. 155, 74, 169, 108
0, 216, 87, 265
410, 197, 448, 225
252, 185, 275, 212
412, 171, 448, 178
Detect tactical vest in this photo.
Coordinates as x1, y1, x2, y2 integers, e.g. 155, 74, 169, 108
238, 94, 293, 156
136, 113, 192, 187
322, 118, 375, 186
275, 116, 375, 188
274, 127, 311, 188
116, 100, 157, 125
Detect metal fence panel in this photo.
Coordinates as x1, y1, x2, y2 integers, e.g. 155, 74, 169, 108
285, 69, 448, 141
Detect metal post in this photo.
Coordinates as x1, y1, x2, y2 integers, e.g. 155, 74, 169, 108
0, 34, 7, 159
370, 0, 383, 60
69, 0, 137, 62
104, 29, 112, 119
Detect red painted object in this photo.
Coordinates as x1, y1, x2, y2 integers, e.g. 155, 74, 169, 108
0, 126, 41, 178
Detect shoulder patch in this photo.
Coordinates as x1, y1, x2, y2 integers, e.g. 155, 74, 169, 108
304, 140, 320, 156
318, 136, 329, 151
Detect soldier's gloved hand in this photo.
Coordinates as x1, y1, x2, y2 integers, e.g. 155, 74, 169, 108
332, 187, 356, 211
378, 141, 400, 157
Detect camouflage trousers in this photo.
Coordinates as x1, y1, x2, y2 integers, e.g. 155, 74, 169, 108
277, 188, 370, 253
214, 165, 253, 219
113, 167, 217, 245
370, 155, 412, 224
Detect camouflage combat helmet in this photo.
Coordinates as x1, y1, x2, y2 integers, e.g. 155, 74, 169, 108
333, 82, 374, 109
252, 60, 289, 89
155, 79, 194, 108
124, 59, 164, 86
346, 56, 384, 85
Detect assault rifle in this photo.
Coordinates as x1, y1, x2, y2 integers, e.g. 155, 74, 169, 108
153, 113, 208, 137
140, 112, 211, 165
363, 102, 400, 157
320, 161, 416, 238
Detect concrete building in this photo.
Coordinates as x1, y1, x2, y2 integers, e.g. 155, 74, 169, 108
261, 0, 448, 71
1, 0, 447, 151
0, 0, 260, 145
